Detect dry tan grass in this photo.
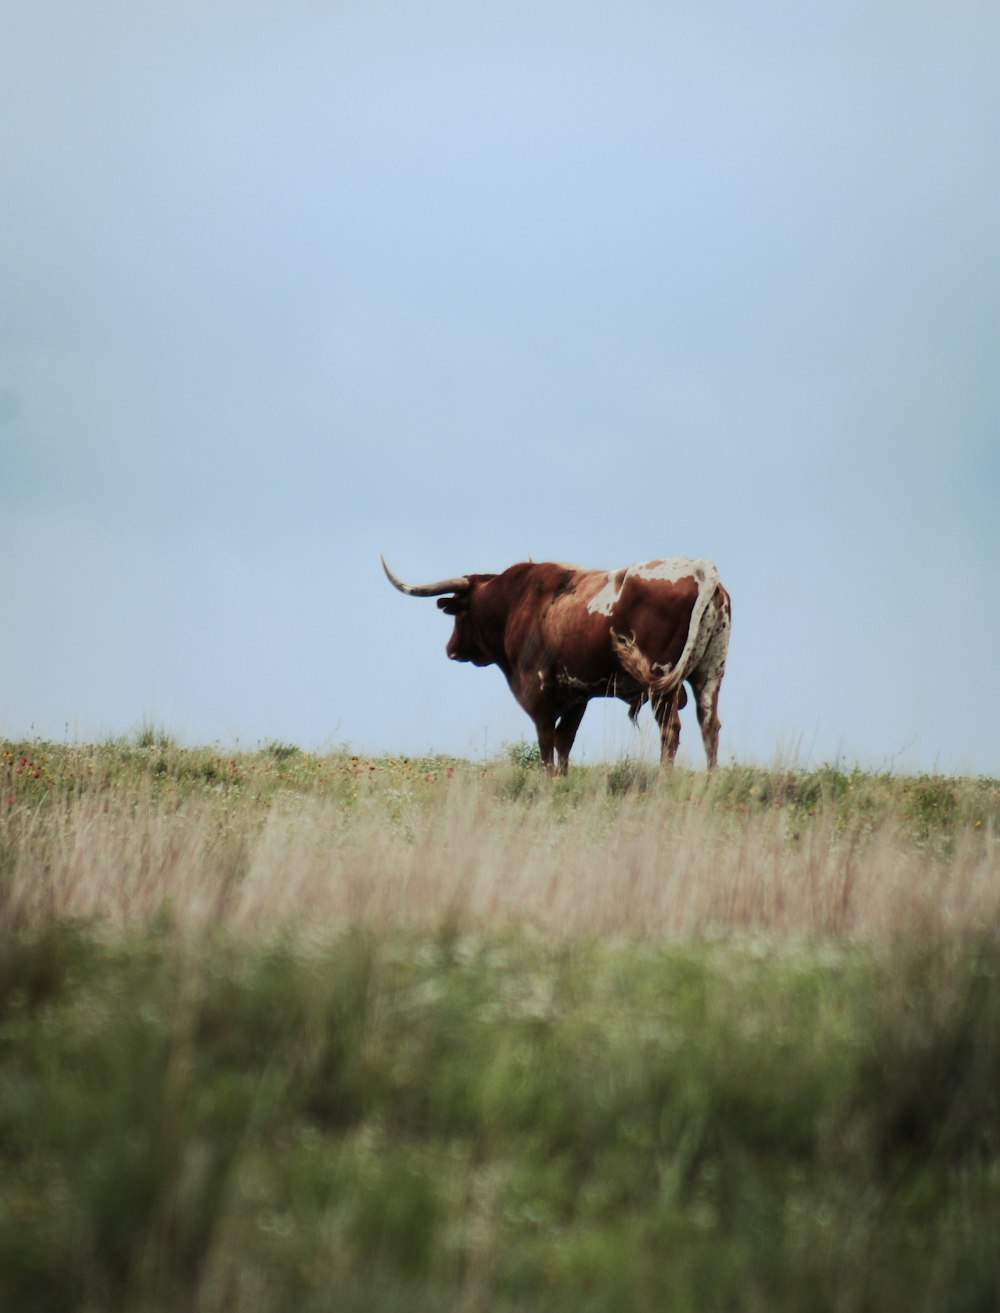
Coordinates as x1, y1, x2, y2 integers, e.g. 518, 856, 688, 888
4, 756, 998, 943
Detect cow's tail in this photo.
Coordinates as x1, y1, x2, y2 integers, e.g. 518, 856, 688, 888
611, 560, 719, 699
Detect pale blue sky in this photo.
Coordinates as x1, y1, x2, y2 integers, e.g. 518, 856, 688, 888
2, 0, 998, 771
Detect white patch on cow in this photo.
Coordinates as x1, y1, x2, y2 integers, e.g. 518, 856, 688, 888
586, 571, 621, 617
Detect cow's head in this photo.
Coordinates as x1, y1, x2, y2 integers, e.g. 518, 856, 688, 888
381, 556, 496, 667
435, 591, 495, 665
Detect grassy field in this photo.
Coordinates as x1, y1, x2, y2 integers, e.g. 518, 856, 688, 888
2, 738, 999, 1310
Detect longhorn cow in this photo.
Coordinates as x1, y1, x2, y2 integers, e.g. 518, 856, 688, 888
382, 555, 731, 774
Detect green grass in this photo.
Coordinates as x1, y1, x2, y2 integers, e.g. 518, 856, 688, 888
1, 739, 999, 1309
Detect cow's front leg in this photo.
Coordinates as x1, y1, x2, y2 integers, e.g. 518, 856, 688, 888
554, 703, 587, 775
532, 715, 558, 774
513, 668, 563, 776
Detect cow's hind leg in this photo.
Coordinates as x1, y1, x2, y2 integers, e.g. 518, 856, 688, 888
688, 600, 730, 769
689, 671, 723, 768
652, 688, 683, 767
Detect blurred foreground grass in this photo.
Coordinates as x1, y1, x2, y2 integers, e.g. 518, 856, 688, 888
3, 924, 1000, 1312
1, 738, 999, 1310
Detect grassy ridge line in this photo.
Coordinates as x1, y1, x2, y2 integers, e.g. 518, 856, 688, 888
3, 735, 998, 820
2, 925, 1000, 1312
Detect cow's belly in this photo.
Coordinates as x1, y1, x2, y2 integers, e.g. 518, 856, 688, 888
552, 663, 643, 703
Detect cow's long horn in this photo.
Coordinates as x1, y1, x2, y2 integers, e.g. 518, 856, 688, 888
380, 555, 470, 597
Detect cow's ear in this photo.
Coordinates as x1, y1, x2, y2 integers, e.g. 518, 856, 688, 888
437, 596, 465, 615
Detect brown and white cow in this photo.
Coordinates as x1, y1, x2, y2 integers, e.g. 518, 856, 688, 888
382, 555, 731, 774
